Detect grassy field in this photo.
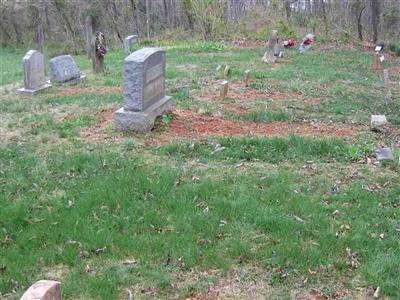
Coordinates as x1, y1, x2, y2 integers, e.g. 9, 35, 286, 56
1, 41, 399, 299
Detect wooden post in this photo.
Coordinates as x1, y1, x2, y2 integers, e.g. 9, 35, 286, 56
220, 81, 229, 99
91, 32, 107, 73
373, 52, 380, 70
85, 16, 93, 59
262, 30, 278, 63
244, 69, 251, 87
383, 69, 391, 98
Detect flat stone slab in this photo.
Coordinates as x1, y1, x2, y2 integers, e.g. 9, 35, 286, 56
20, 280, 61, 300
17, 83, 52, 95
115, 96, 172, 132
371, 115, 388, 127
376, 147, 394, 161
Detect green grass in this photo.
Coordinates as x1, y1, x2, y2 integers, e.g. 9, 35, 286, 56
0, 41, 399, 299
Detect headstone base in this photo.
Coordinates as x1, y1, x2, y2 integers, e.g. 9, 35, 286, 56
115, 96, 172, 132
50, 75, 86, 86
17, 83, 51, 95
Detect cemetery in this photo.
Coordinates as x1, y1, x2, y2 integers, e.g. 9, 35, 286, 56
0, 1, 400, 299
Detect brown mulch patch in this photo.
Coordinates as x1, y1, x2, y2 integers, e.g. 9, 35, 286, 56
57, 86, 122, 97
82, 108, 358, 144
151, 109, 356, 144
81, 107, 122, 142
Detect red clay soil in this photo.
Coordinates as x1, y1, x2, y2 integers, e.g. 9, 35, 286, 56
82, 108, 356, 144
151, 109, 356, 144
81, 108, 121, 142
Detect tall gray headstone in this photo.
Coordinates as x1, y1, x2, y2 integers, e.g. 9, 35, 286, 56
17, 50, 51, 94
124, 35, 138, 56
50, 55, 85, 85
115, 47, 172, 132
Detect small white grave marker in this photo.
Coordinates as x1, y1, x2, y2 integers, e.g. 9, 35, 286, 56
371, 115, 387, 127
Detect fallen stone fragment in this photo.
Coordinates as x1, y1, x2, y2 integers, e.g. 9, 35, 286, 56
223, 65, 231, 77
376, 147, 394, 161
373, 286, 380, 298
20, 280, 61, 300
371, 115, 388, 127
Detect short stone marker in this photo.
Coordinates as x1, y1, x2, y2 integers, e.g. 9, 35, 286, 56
371, 115, 388, 127
20, 280, 61, 300
224, 65, 231, 77
124, 35, 138, 56
49, 55, 85, 85
17, 50, 51, 94
263, 30, 278, 63
220, 80, 229, 99
115, 47, 172, 132
376, 147, 394, 161
244, 69, 251, 87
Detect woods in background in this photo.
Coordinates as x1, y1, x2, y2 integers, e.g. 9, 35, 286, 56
0, 0, 399, 54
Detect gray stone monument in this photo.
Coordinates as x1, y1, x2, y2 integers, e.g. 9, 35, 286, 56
376, 147, 394, 161
115, 47, 172, 132
17, 50, 51, 94
124, 35, 138, 56
49, 55, 85, 85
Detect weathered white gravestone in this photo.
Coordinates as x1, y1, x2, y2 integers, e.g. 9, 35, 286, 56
49, 55, 85, 85
17, 50, 51, 94
124, 35, 138, 56
115, 47, 172, 132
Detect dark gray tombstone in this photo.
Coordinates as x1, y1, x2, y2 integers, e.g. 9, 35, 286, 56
49, 55, 85, 85
124, 35, 138, 56
115, 47, 172, 132
17, 50, 51, 94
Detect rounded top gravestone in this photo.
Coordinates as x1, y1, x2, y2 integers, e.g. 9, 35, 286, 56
23, 50, 45, 89
123, 48, 166, 112
49, 55, 81, 83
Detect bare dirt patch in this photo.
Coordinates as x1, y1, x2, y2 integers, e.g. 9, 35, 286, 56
81, 107, 123, 142
82, 107, 357, 145
152, 109, 356, 144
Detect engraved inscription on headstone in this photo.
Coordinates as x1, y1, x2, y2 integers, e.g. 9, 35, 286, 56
50, 55, 85, 85
17, 50, 51, 94
115, 47, 172, 132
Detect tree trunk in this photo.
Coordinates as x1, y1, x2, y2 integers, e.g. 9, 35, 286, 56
321, 0, 328, 36
37, 17, 45, 54
146, 0, 150, 39
357, 6, 365, 41
370, 0, 380, 43
85, 16, 93, 59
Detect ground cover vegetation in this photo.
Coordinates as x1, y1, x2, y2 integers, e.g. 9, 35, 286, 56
1, 38, 399, 299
